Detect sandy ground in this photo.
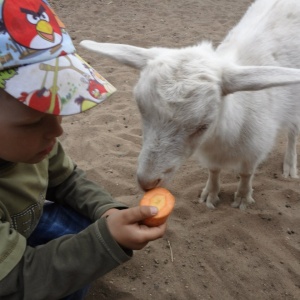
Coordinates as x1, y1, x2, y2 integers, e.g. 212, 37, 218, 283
50, 0, 300, 299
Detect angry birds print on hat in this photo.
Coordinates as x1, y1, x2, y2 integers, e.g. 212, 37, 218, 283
0, 0, 116, 115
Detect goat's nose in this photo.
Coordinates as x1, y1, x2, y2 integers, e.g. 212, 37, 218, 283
137, 177, 161, 191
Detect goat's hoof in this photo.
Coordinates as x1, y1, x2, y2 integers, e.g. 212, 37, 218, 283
239, 198, 255, 210
282, 172, 289, 178
198, 193, 219, 209
199, 196, 206, 203
199, 190, 209, 203
283, 173, 299, 178
231, 193, 241, 208
206, 201, 216, 209
206, 195, 220, 209
231, 201, 239, 208
239, 202, 248, 211
290, 172, 299, 179
283, 166, 299, 178
232, 193, 255, 210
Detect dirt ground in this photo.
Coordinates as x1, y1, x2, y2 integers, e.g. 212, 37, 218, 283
51, 0, 300, 299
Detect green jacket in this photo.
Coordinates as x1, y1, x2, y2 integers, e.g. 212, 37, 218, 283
0, 141, 132, 299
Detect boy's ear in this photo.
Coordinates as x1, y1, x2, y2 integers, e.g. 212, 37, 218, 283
80, 41, 163, 69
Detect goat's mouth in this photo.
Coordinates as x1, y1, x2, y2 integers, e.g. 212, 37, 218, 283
137, 167, 176, 191
138, 177, 161, 191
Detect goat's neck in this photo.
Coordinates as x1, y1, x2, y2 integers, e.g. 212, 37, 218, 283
204, 94, 245, 148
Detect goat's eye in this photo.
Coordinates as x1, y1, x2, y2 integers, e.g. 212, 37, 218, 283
190, 124, 208, 137
195, 124, 208, 133
163, 167, 174, 175
198, 124, 208, 131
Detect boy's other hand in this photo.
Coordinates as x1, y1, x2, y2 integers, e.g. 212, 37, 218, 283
105, 206, 167, 250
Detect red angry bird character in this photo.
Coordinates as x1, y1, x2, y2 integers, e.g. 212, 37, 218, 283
87, 79, 108, 100
3, 0, 62, 50
19, 87, 61, 115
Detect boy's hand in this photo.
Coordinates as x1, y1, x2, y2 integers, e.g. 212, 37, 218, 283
105, 206, 167, 250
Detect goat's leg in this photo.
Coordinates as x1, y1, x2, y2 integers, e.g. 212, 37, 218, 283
232, 168, 255, 210
199, 169, 221, 209
283, 129, 299, 178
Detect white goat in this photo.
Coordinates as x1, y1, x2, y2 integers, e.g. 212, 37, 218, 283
80, 0, 300, 210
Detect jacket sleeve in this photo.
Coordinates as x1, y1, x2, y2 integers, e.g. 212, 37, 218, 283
47, 165, 129, 222
47, 141, 129, 221
0, 202, 26, 282
0, 217, 132, 300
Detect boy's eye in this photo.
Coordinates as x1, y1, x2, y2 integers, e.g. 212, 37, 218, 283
25, 118, 43, 126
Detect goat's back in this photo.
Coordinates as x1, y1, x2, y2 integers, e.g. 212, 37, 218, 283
218, 0, 300, 68
215, 0, 300, 131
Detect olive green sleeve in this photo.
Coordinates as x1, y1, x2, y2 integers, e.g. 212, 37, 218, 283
47, 166, 129, 221
0, 218, 133, 300
47, 141, 128, 220
0, 202, 26, 282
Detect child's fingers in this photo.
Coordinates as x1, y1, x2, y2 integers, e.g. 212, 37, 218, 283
122, 206, 158, 224
106, 206, 166, 249
140, 221, 167, 241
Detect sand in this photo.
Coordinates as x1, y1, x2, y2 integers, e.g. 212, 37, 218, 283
51, 0, 300, 299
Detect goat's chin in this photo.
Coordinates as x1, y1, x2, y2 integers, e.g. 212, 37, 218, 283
159, 165, 183, 187
137, 169, 177, 191
157, 176, 173, 188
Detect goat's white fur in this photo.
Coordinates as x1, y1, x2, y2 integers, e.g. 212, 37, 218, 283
80, 0, 300, 209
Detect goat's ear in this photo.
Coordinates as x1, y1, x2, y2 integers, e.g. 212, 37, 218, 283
80, 41, 161, 69
222, 65, 300, 95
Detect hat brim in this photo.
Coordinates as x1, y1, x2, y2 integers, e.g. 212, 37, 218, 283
2, 53, 116, 116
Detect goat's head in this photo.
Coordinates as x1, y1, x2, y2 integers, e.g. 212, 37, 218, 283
80, 41, 223, 189
80, 40, 300, 190
133, 44, 222, 190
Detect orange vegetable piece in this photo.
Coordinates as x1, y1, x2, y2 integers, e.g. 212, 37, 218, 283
139, 187, 175, 227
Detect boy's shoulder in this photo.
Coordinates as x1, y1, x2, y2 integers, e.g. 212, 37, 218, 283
0, 140, 74, 237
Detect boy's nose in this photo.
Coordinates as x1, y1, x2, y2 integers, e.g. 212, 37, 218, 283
45, 116, 63, 139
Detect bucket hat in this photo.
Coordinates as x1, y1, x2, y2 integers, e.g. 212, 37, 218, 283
0, 0, 116, 115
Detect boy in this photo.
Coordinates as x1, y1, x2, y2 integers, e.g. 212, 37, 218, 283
0, 0, 167, 299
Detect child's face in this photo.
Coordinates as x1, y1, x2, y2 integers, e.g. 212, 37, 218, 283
0, 90, 63, 164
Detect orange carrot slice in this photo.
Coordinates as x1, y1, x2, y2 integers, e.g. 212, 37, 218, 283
139, 187, 175, 227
